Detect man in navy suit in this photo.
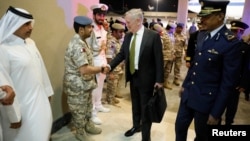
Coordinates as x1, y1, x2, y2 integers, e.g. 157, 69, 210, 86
221, 20, 249, 125
175, 1, 242, 141
105, 8, 164, 141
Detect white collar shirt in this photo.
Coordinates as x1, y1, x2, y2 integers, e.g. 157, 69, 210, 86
130, 26, 144, 70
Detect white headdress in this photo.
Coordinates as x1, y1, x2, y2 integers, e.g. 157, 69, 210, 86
0, 6, 34, 44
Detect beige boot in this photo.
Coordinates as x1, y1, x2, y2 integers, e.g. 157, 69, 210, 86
108, 98, 120, 106
76, 130, 95, 141
173, 79, 180, 86
164, 81, 172, 90
115, 94, 123, 98
85, 121, 102, 135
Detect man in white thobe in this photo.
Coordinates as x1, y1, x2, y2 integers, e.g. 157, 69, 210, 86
0, 6, 54, 141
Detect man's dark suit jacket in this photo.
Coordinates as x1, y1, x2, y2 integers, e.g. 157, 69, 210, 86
110, 28, 164, 87
186, 31, 199, 64
239, 42, 250, 92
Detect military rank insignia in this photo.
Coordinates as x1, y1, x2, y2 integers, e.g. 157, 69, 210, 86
208, 49, 219, 54
81, 48, 86, 53
101, 5, 107, 11
225, 32, 235, 41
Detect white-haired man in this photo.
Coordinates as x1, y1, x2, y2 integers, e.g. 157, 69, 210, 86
106, 8, 164, 141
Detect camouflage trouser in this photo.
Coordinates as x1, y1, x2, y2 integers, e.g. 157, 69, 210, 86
67, 90, 93, 135
106, 72, 120, 103
173, 57, 182, 80
164, 60, 173, 83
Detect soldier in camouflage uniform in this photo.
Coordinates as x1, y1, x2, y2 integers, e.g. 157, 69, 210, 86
164, 23, 176, 90
153, 24, 175, 89
114, 17, 126, 98
173, 23, 187, 86
105, 23, 125, 105
63, 16, 105, 141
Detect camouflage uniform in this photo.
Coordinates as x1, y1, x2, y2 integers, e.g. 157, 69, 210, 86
163, 32, 175, 89
106, 31, 113, 41
106, 35, 123, 104
173, 32, 187, 83
63, 34, 97, 136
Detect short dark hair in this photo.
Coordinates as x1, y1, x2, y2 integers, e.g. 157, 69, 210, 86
73, 22, 86, 33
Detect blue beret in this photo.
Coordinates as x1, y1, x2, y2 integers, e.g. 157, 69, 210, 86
74, 16, 92, 26
177, 23, 184, 28
167, 22, 176, 28
198, 0, 229, 17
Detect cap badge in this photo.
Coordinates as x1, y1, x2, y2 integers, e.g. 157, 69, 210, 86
200, 2, 204, 6
101, 5, 106, 11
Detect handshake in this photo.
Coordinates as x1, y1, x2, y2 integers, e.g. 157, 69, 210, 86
101, 64, 111, 74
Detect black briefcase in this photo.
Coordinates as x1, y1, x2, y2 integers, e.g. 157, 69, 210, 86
146, 87, 167, 123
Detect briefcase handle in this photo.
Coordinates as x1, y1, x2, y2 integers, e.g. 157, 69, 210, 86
153, 86, 159, 93
153, 86, 164, 94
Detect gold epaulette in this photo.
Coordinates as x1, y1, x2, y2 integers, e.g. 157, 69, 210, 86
224, 32, 236, 41
185, 57, 191, 61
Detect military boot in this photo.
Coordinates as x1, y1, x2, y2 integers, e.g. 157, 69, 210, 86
173, 79, 180, 86
114, 98, 120, 104
108, 98, 120, 106
76, 130, 95, 141
115, 94, 123, 98
164, 81, 172, 90
85, 121, 102, 135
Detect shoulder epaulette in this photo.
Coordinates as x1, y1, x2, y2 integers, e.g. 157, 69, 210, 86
185, 56, 191, 61
224, 31, 236, 41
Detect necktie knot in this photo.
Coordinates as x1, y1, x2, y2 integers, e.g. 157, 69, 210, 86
205, 32, 211, 40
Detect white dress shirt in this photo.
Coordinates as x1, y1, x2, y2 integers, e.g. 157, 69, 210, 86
130, 26, 145, 70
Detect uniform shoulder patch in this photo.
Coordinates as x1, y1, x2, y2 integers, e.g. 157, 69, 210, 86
81, 47, 86, 53
224, 31, 236, 41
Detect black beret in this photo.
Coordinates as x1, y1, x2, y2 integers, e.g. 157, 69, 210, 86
230, 20, 249, 31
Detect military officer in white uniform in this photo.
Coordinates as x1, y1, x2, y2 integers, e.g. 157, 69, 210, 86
86, 3, 110, 125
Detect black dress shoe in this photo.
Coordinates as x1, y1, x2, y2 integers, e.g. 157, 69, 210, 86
124, 127, 141, 137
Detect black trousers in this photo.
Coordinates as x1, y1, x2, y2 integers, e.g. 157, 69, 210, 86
129, 73, 154, 141
175, 100, 209, 141
224, 89, 240, 125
